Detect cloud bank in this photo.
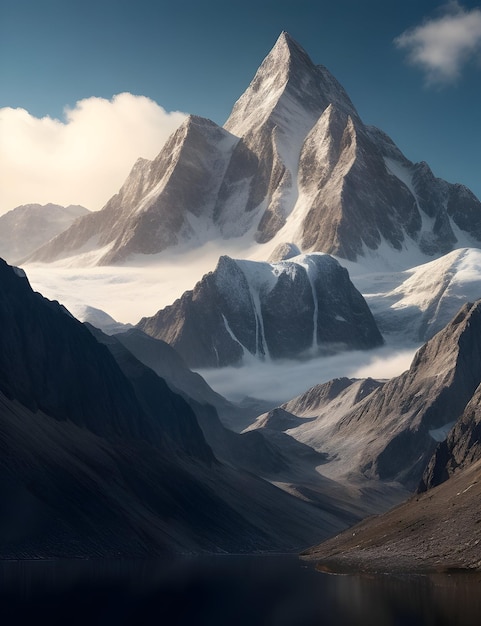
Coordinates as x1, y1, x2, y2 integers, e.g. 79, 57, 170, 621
0, 93, 186, 215
198, 344, 418, 405
395, 1, 481, 84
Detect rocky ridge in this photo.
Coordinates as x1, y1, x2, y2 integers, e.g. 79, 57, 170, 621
302, 302, 481, 571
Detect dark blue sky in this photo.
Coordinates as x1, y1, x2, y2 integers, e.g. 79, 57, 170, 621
1, 0, 480, 200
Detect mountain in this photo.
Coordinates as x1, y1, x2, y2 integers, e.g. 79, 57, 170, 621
67, 303, 133, 335
420, 379, 481, 492
0, 258, 364, 556
27, 33, 481, 267
247, 299, 481, 490
304, 371, 481, 573
354, 247, 481, 343
0, 203, 89, 263
136, 253, 383, 368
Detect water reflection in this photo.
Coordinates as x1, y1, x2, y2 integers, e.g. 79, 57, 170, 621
0, 556, 480, 625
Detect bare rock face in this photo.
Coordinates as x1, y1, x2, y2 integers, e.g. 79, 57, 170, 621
420, 380, 481, 492
136, 254, 383, 368
26, 33, 481, 266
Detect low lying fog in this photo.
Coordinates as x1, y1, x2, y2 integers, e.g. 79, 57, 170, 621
197, 344, 418, 405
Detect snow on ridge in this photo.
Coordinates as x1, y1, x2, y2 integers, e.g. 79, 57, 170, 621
232, 252, 335, 298
233, 258, 283, 295
384, 157, 417, 201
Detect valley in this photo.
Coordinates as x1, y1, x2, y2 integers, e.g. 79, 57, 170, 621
1, 31, 481, 578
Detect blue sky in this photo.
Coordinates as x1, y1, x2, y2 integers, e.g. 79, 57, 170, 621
1, 0, 480, 213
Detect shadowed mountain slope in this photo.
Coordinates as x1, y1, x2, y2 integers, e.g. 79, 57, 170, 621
0, 258, 363, 556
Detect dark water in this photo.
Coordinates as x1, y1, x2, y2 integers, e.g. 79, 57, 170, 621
0, 556, 480, 626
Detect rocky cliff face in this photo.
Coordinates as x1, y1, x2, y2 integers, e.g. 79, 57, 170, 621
420, 380, 481, 492
27, 33, 481, 266
136, 253, 383, 368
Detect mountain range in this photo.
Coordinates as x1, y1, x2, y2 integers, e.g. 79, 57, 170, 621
1, 257, 369, 556
2, 31, 481, 570
0, 203, 89, 264
247, 299, 481, 492
26, 32, 481, 269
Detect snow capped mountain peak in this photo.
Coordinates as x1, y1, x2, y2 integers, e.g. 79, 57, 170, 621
269, 30, 316, 71
225, 32, 357, 138
26, 33, 481, 268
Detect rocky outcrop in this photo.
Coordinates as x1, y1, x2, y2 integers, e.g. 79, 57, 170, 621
136, 254, 383, 368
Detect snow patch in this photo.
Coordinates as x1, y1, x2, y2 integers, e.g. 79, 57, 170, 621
222, 314, 246, 356
384, 158, 417, 201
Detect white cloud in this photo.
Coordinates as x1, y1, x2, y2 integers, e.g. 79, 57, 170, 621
395, 1, 481, 84
0, 93, 186, 215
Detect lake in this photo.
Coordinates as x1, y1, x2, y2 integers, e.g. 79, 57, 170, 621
0, 556, 480, 625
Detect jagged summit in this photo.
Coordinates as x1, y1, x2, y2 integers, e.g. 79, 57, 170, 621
224, 31, 357, 137
27, 33, 481, 267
